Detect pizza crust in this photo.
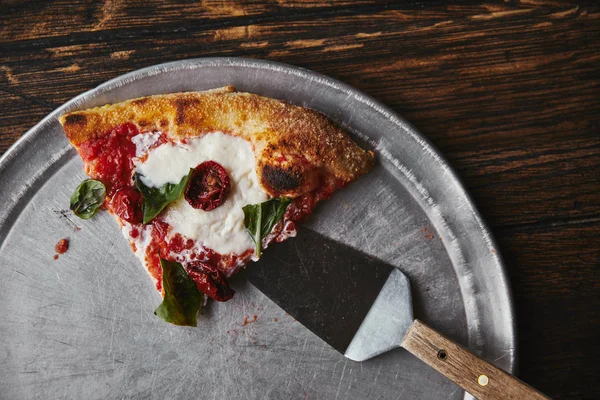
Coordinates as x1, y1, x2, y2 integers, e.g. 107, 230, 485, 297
60, 87, 374, 198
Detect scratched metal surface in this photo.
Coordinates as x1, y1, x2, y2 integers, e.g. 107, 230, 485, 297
0, 58, 515, 400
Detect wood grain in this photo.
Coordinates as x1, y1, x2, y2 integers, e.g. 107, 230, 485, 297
1, 2, 597, 228
497, 223, 599, 400
402, 320, 550, 399
0, 1, 598, 399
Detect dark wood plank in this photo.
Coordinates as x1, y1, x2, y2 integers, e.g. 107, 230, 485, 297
0, 1, 598, 399
0, 0, 391, 42
3, 1, 582, 42
1, 2, 597, 229
0, 90, 57, 143
497, 222, 599, 399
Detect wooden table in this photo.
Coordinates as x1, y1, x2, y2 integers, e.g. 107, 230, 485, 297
1, 1, 598, 399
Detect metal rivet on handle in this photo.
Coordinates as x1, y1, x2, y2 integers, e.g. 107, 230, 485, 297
478, 375, 489, 386
437, 349, 448, 360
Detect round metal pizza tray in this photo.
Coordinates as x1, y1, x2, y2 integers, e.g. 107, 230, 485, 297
0, 58, 515, 400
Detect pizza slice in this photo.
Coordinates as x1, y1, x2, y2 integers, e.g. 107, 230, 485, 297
60, 86, 374, 326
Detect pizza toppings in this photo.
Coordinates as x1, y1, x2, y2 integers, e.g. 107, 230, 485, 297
134, 170, 192, 224
187, 261, 235, 301
131, 131, 163, 157
243, 197, 292, 258
69, 179, 106, 219
110, 187, 143, 224
78, 122, 138, 196
138, 132, 268, 256
136, 219, 255, 292
53, 238, 69, 260
55, 238, 69, 254
185, 161, 230, 211
154, 258, 204, 327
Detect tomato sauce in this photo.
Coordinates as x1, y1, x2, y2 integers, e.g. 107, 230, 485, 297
78, 123, 138, 196
187, 262, 235, 301
55, 238, 69, 254
53, 238, 69, 260
141, 219, 251, 296
283, 175, 338, 223
111, 186, 143, 224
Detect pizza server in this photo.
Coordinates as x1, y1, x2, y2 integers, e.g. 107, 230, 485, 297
248, 227, 549, 400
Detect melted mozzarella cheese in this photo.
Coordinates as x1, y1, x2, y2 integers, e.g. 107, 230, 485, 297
134, 132, 268, 255
131, 131, 161, 157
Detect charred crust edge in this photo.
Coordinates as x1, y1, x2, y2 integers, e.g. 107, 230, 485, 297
63, 113, 87, 126
261, 164, 302, 193
131, 98, 149, 107
175, 98, 201, 125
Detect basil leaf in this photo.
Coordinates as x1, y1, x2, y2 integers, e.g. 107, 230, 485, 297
134, 169, 192, 224
154, 258, 204, 327
69, 179, 106, 219
242, 197, 292, 258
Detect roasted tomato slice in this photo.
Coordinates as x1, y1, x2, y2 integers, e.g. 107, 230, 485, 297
110, 186, 143, 224
187, 262, 235, 301
185, 161, 230, 211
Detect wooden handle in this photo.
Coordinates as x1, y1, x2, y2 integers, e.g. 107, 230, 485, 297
402, 320, 550, 399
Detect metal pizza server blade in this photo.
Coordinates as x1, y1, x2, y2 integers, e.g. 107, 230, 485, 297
248, 228, 551, 399
247, 226, 411, 361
